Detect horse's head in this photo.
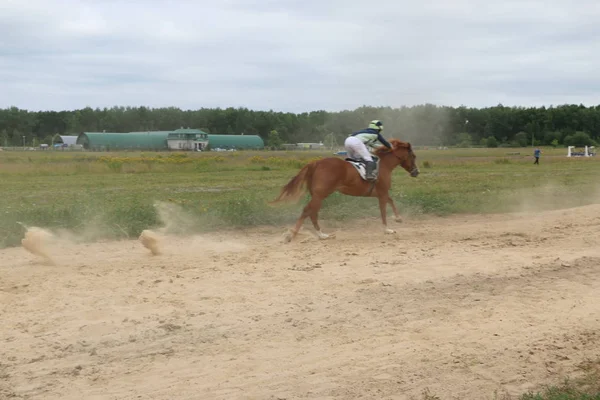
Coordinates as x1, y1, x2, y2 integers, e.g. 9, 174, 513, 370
375, 139, 419, 177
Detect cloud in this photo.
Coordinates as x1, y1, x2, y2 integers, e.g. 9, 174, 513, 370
1, 0, 599, 112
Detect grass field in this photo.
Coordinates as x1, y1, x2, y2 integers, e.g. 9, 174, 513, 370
1, 146, 599, 250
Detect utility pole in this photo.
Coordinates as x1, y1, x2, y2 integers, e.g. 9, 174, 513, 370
324, 132, 336, 151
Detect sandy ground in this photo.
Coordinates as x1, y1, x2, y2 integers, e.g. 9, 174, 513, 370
1, 204, 600, 400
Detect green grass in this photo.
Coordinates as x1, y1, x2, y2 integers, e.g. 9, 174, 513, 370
417, 360, 600, 399
1, 146, 599, 248
518, 360, 600, 400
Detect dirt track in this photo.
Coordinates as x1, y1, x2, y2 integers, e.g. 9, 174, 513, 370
1, 204, 600, 399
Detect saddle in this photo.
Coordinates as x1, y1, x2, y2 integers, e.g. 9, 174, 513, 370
345, 156, 380, 181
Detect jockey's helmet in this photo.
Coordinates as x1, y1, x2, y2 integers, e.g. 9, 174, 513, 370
369, 120, 383, 131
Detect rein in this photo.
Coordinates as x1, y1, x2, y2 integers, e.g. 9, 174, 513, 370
381, 149, 419, 177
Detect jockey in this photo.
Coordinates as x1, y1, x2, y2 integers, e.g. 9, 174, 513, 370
344, 120, 392, 181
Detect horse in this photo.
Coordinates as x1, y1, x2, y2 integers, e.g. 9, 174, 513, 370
270, 138, 419, 242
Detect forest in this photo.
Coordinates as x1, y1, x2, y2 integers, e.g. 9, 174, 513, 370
1, 103, 599, 148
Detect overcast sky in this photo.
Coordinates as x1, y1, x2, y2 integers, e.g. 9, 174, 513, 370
1, 0, 599, 112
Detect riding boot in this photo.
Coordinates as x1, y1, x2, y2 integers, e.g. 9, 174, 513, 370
365, 161, 377, 181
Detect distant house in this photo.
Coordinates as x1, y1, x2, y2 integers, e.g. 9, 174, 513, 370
296, 142, 325, 150
167, 129, 209, 151
51, 134, 82, 150
281, 142, 327, 151
57, 135, 78, 146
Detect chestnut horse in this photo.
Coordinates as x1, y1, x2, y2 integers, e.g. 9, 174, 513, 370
270, 138, 419, 242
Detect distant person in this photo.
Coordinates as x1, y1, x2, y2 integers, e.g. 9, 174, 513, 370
534, 148, 541, 164
344, 120, 392, 181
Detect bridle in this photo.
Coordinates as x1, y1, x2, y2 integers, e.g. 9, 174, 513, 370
390, 148, 419, 177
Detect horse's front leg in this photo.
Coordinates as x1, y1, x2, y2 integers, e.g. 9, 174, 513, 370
378, 195, 396, 234
387, 196, 403, 223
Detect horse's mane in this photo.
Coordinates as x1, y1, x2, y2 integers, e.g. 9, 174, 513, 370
373, 138, 411, 156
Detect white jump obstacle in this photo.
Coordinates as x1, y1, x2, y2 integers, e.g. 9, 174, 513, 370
567, 146, 596, 157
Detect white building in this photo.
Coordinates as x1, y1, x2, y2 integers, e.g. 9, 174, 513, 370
296, 142, 325, 150
167, 130, 209, 151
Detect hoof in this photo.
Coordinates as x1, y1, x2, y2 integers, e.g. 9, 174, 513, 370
395, 217, 403, 223
316, 231, 335, 240
384, 228, 396, 234
283, 230, 294, 243
317, 231, 329, 240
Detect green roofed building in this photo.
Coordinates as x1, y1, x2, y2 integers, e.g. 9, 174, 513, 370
206, 134, 264, 150
76, 129, 264, 151
77, 131, 171, 151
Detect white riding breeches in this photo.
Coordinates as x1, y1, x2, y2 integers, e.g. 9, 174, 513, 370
344, 136, 373, 162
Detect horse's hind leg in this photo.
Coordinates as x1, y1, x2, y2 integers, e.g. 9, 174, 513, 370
283, 196, 315, 243
307, 197, 331, 239
387, 196, 403, 223
284, 196, 330, 242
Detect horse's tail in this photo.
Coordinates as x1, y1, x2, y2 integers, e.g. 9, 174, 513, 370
269, 161, 317, 204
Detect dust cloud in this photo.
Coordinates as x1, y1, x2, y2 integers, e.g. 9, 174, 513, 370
509, 180, 600, 215
17, 216, 118, 265
321, 106, 456, 147
19, 225, 57, 265
139, 229, 162, 256
135, 201, 200, 256
137, 201, 248, 256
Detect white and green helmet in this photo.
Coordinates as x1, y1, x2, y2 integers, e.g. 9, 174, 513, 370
368, 120, 383, 131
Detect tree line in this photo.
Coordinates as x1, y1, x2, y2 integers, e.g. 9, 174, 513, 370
0, 103, 599, 148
